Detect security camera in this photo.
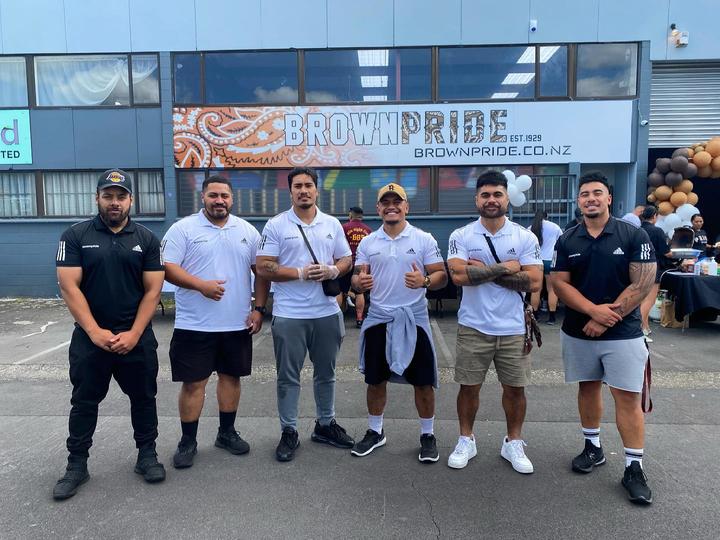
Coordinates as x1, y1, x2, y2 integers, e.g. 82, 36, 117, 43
640, 119, 649, 126
529, 19, 538, 33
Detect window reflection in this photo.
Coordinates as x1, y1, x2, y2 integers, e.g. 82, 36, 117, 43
577, 43, 637, 97
174, 54, 201, 104
132, 54, 160, 104
539, 46, 567, 97
0, 57, 28, 107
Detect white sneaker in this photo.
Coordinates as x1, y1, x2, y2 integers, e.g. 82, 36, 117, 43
447, 436, 477, 469
500, 437, 534, 474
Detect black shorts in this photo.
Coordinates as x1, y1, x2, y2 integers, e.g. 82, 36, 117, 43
339, 272, 355, 294
363, 323, 435, 386
169, 329, 252, 383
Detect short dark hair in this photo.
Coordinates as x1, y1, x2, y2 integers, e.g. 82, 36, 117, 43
288, 167, 318, 188
641, 205, 657, 221
577, 172, 610, 191
691, 213, 702, 221
476, 170, 508, 191
202, 175, 233, 192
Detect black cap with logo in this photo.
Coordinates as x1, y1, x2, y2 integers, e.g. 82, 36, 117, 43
97, 169, 132, 194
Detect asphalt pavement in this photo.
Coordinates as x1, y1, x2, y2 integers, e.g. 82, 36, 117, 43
1, 297, 719, 539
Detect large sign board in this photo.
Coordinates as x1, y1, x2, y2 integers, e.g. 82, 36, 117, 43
173, 101, 633, 169
0, 110, 32, 165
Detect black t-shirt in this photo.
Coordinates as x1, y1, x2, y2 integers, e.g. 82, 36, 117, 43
56, 215, 164, 332
641, 221, 671, 278
552, 217, 656, 340
692, 229, 708, 251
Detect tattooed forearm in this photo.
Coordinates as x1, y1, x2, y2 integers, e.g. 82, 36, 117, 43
612, 262, 656, 316
466, 263, 510, 285
494, 271, 533, 292
262, 261, 279, 274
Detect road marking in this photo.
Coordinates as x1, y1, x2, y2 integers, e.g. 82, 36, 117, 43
430, 319, 454, 365
22, 321, 58, 338
13, 340, 71, 365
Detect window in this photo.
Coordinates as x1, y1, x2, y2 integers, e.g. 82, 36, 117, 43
538, 46, 568, 97
177, 171, 210, 216
174, 54, 202, 104
0, 57, 28, 107
439, 46, 534, 100
135, 171, 165, 214
205, 51, 298, 104
131, 54, 160, 105
304, 48, 431, 103
576, 43, 638, 97
34, 54, 160, 107
0, 172, 36, 217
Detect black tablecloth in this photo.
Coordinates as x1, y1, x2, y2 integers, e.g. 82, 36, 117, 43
660, 272, 720, 322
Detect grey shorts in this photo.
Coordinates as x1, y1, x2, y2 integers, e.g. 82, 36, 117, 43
560, 331, 648, 393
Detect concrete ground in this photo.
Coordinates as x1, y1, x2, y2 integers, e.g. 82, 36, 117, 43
1, 296, 719, 539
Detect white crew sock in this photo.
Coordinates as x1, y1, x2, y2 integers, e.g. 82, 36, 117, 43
582, 426, 601, 448
368, 414, 383, 434
420, 416, 434, 435
625, 447, 644, 468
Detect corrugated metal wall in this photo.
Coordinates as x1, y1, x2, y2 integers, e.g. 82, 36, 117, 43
649, 62, 720, 148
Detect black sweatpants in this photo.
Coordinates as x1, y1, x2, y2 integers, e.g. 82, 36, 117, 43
66, 326, 159, 458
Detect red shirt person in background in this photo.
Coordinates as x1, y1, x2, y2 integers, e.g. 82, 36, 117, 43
339, 207, 373, 326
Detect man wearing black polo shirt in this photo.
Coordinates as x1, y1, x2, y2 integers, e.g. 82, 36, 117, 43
53, 169, 166, 500
552, 172, 656, 505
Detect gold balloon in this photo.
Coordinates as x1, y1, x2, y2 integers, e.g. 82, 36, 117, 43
687, 192, 699, 205
654, 185, 673, 201
647, 194, 657, 203
670, 191, 688, 207
687, 148, 695, 158
675, 180, 693, 194
711, 156, 720, 172
693, 151, 712, 168
705, 138, 720, 158
698, 165, 713, 177
658, 201, 674, 215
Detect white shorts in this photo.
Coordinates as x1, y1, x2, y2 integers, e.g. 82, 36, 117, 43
560, 331, 648, 393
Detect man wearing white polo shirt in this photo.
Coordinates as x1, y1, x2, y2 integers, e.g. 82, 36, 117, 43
256, 167, 354, 462
447, 171, 543, 473
161, 175, 270, 469
350, 183, 447, 462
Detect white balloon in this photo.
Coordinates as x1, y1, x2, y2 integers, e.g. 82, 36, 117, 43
503, 170, 516, 184
516, 174, 533, 192
681, 220, 692, 228
510, 192, 526, 207
507, 183, 520, 200
664, 213, 682, 229
676, 203, 699, 221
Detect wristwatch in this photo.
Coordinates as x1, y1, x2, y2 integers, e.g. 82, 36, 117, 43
254, 306, 267, 315
422, 275, 431, 289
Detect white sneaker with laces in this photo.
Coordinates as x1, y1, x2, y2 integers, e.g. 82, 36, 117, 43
500, 437, 534, 474
447, 436, 477, 469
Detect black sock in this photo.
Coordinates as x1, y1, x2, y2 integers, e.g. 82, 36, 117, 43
219, 410, 237, 433
181, 420, 199, 441
548, 311, 556, 320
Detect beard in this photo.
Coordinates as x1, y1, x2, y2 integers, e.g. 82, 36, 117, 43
295, 199, 315, 209
478, 204, 506, 218
205, 202, 230, 219
99, 205, 130, 227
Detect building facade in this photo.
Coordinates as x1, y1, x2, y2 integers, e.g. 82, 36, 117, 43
1, 0, 719, 296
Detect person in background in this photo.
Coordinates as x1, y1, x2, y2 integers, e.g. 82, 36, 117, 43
563, 207, 583, 232
621, 212, 641, 228
528, 210, 563, 325
338, 206, 372, 327
691, 214, 708, 252
639, 206, 672, 342
633, 205, 645, 217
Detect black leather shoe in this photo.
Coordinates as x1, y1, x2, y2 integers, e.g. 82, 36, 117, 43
52, 464, 89, 501
276, 427, 300, 462
134, 446, 166, 483
215, 429, 250, 455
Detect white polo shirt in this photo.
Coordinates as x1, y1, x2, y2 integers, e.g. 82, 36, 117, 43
355, 222, 444, 310
258, 207, 351, 319
161, 211, 260, 332
527, 220, 564, 261
448, 218, 542, 336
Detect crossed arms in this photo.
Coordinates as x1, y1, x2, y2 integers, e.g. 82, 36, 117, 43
447, 257, 542, 293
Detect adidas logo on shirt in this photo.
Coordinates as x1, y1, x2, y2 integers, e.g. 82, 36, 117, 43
326, 233, 334, 240
406, 248, 416, 254
132, 245, 143, 253
507, 247, 516, 255
613, 247, 624, 255
240, 238, 248, 244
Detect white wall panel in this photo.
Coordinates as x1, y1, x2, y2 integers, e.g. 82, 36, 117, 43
394, 0, 461, 46
528, 0, 599, 43
129, 0, 196, 51
195, 0, 263, 51
461, 0, 530, 45
666, 0, 720, 61
598, 0, 669, 61
260, 0, 327, 49
64, 0, 131, 53
1, 0, 67, 53
327, 0, 393, 48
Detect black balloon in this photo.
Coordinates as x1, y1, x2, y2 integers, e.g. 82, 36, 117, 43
672, 147, 690, 159
656, 157, 671, 173
647, 172, 665, 187
664, 171, 683, 187
685, 162, 698, 178
670, 155, 688, 173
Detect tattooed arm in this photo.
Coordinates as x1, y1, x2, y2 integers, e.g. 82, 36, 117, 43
611, 261, 657, 318
255, 255, 307, 282
334, 255, 353, 277
447, 257, 521, 287
494, 264, 543, 292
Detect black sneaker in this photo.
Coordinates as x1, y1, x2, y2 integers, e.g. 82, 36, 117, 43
215, 429, 250, 455
572, 439, 606, 473
622, 461, 653, 505
173, 437, 198, 469
52, 463, 89, 501
311, 419, 355, 448
547, 313, 556, 325
356, 319, 364, 328
276, 427, 300, 462
419, 434, 439, 463
134, 446, 166, 483
351, 429, 386, 457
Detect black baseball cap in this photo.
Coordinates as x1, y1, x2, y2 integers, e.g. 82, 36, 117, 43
349, 206, 364, 214
97, 169, 132, 194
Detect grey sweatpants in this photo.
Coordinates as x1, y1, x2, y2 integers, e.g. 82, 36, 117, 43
271, 312, 345, 430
